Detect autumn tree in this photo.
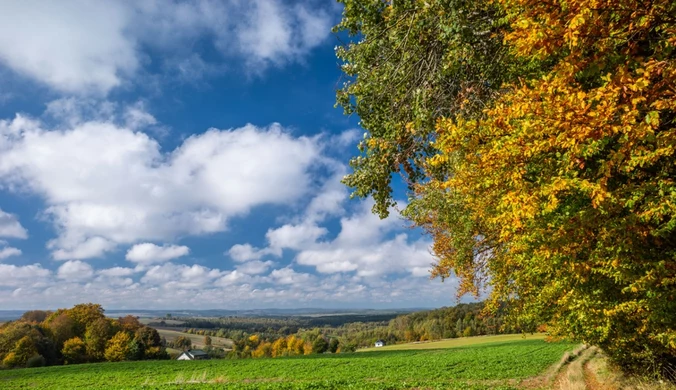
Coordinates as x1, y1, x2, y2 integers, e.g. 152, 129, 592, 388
204, 335, 212, 347
135, 326, 161, 350
133, 326, 167, 360
61, 337, 86, 364
3, 336, 38, 368
337, 0, 676, 377
44, 312, 75, 350
68, 303, 105, 336
252, 341, 272, 358
271, 337, 287, 357
302, 342, 313, 356
20, 310, 50, 324
118, 316, 142, 333
172, 336, 192, 351
0, 304, 172, 368
85, 318, 116, 361
0, 322, 47, 366
104, 331, 132, 362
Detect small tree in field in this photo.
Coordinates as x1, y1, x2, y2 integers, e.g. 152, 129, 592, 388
312, 337, 328, 354
328, 338, 339, 353
173, 336, 192, 351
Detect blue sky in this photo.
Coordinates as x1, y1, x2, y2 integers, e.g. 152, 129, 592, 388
0, 0, 464, 310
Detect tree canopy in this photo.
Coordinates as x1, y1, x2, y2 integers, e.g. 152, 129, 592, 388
336, 0, 520, 217
337, 0, 676, 376
0, 304, 169, 369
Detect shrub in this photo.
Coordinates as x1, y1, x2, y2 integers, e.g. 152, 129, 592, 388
26, 355, 45, 368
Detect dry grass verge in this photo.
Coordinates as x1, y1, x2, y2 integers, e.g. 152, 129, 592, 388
539, 345, 676, 390
585, 351, 676, 390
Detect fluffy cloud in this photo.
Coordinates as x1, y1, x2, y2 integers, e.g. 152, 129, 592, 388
0, 208, 28, 239
57, 260, 94, 281
236, 260, 274, 275
0, 264, 51, 287
0, 1, 136, 94
230, 188, 435, 278
233, 0, 332, 68
0, 115, 321, 259
266, 223, 328, 252
228, 243, 271, 262
292, 202, 435, 277
141, 263, 223, 288
44, 98, 163, 134
97, 267, 136, 277
0, 0, 333, 94
51, 237, 116, 261
295, 233, 432, 276
126, 243, 190, 264
0, 246, 21, 260
269, 267, 314, 285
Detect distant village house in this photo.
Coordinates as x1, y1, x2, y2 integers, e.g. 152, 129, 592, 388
176, 349, 210, 360
374, 340, 385, 348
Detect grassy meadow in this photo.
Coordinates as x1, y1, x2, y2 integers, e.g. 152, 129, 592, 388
359, 333, 546, 352
0, 338, 575, 389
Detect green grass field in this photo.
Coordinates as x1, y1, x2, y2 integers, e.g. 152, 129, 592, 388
359, 333, 546, 352
0, 338, 575, 389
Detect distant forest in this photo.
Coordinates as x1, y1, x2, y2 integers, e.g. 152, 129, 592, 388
161, 302, 532, 358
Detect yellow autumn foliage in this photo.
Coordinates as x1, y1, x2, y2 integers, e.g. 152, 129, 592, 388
411, 0, 676, 376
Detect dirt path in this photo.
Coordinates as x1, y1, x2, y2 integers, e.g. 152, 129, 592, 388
550, 346, 598, 390
583, 359, 606, 390
531, 345, 675, 390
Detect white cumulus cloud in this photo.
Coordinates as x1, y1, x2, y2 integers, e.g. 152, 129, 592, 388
230, 178, 435, 278
0, 0, 136, 94
97, 267, 136, 277
236, 260, 274, 275
0, 0, 333, 94
0, 263, 51, 287
0, 246, 21, 260
0, 208, 28, 239
0, 115, 322, 259
126, 243, 190, 264
57, 260, 94, 281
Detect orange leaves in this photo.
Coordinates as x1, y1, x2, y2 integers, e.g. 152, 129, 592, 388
565, 6, 594, 49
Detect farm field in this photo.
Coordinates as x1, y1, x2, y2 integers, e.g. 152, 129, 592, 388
0, 338, 575, 389
359, 333, 546, 352
155, 328, 233, 350
139, 318, 187, 326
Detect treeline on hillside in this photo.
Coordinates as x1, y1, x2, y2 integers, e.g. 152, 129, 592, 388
150, 313, 402, 334
180, 302, 528, 358
0, 304, 169, 369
